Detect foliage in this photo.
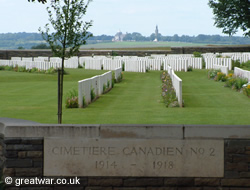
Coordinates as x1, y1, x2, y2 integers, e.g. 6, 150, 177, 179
208, 0, 250, 37
29, 0, 59, 3
91, 88, 96, 101
39, 0, 93, 58
187, 66, 193, 72
193, 51, 202, 57
208, 69, 249, 97
160, 63, 164, 71
18, 46, 25, 49
78, 64, 83, 68
232, 60, 241, 70
242, 84, 250, 97
232, 60, 250, 71
103, 84, 107, 93
208, 69, 221, 79
161, 71, 180, 108
122, 63, 125, 71
241, 61, 250, 71
31, 43, 50, 49
0, 65, 57, 74
107, 80, 110, 89
65, 89, 78, 108
214, 72, 227, 82
234, 77, 248, 90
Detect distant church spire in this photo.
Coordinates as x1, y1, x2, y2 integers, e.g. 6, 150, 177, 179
154, 25, 159, 42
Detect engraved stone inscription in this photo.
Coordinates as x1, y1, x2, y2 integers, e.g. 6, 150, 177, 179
44, 138, 224, 177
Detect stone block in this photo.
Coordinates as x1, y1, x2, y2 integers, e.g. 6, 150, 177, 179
225, 147, 245, 154
6, 159, 32, 168
224, 171, 240, 178
3, 168, 15, 176
177, 188, 202, 190
100, 125, 183, 139
240, 172, 250, 178
21, 138, 43, 145
6, 145, 34, 151
27, 151, 43, 158
226, 140, 250, 147
185, 126, 250, 139
164, 178, 194, 187
194, 178, 220, 186
124, 178, 164, 187
44, 138, 224, 177
225, 162, 248, 172
114, 188, 145, 190
146, 188, 177, 190
55, 187, 83, 190
18, 151, 27, 158
15, 168, 42, 177
233, 155, 250, 162
6, 151, 18, 158
4, 138, 22, 144
85, 187, 112, 190
221, 179, 250, 187
88, 178, 123, 186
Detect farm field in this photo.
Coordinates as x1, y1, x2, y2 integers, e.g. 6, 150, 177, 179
80, 41, 209, 50
0, 69, 249, 125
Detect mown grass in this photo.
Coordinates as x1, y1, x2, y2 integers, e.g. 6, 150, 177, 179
0, 69, 249, 124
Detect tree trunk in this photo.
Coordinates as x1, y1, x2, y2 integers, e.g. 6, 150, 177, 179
57, 57, 64, 124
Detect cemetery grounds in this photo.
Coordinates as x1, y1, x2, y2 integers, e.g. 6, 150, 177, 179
0, 68, 249, 125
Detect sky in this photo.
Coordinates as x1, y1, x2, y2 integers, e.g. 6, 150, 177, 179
0, 0, 244, 37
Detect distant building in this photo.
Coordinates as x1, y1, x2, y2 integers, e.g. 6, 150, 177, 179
112, 30, 126, 42
154, 25, 159, 42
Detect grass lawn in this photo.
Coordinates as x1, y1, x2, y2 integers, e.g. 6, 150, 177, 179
0, 69, 249, 125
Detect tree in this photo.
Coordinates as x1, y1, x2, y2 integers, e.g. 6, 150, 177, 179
208, 0, 250, 37
28, 0, 58, 3
39, 0, 92, 124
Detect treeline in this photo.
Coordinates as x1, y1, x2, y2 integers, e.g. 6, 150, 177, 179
0, 32, 43, 49
88, 32, 250, 45
0, 32, 249, 49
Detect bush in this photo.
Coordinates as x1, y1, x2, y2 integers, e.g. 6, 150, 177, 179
234, 77, 248, 90
241, 60, 250, 71
91, 88, 96, 101
122, 63, 125, 71
187, 66, 193, 72
224, 74, 236, 88
160, 63, 164, 71
215, 72, 227, 82
193, 51, 202, 57
18, 66, 27, 72
45, 67, 57, 74
232, 60, 241, 70
243, 84, 250, 97
65, 89, 78, 108
208, 69, 220, 79
103, 84, 107, 93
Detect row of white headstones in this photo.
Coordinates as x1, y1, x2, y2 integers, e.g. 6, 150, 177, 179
0, 52, 249, 107
1, 52, 249, 73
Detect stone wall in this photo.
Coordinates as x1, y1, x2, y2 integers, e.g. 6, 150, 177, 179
0, 45, 250, 59
0, 124, 250, 189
